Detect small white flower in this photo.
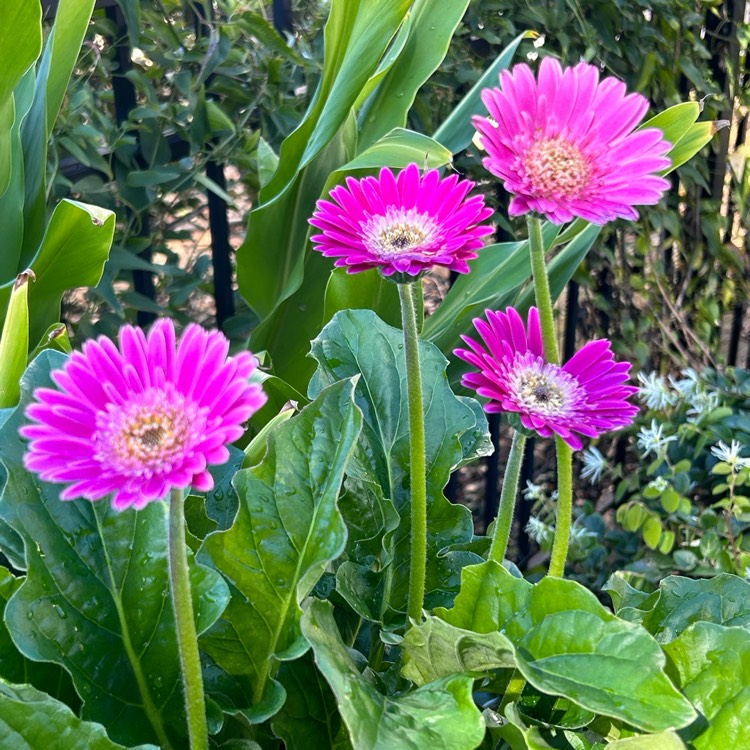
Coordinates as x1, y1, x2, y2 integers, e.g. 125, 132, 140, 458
522, 481, 546, 502
525, 516, 553, 545
647, 476, 669, 493
637, 372, 677, 410
637, 419, 678, 458
710, 440, 750, 471
669, 368, 701, 401
581, 446, 608, 484
686, 390, 720, 423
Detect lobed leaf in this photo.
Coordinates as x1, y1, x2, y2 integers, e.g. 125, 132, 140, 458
301, 599, 485, 750
605, 573, 750, 642
663, 622, 750, 749
419, 561, 697, 732
0, 679, 157, 750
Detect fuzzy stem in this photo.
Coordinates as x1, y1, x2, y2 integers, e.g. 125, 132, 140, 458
548, 438, 573, 577
399, 282, 428, 624
488, 431, 527, 564
168, 488, 209, 750
527, 214, 573, 578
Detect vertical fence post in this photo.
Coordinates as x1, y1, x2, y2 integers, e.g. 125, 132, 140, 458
193, 1, 235, 331
105, 3, 157, 326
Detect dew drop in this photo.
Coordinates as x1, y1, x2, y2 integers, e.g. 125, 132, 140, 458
53, 605, 67, 619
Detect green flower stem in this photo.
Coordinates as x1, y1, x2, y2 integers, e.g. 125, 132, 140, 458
168, 488, 209, 750
488, 430, 527, 564
499, 669, 527, 714
526, 215, 560, 364
548, 438, 573, 577
399, 281, 428, 624
526, 214, 573, 578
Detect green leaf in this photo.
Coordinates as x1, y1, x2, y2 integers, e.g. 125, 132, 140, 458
607, 732, 686, 749
301, 599, 485, 750
401, 614, 515, 684
642, 516, 662, 549
0, 0, 41, 198
640, 102, 700, 148
0, 199, 115, 343
0, 270, 32, 408
199, 379, 362, 718
0, 679, 158, 750
272, 654, 353, 750
0, 69, 34, 280
357, 0, 470, 150
324, 268, 401, 331
261, 0, 412, 202
309, 310, 488, 621
663, 622, 750, 749
20, 0, 97, 264
664, 121, 726, 174
437, 561, 696, 732
607, 574, 750, 643
343, 128, 452, 170
41, 0, 96, 136
432, 31, 531, 154
0, 568, 78, 707
0, 351, 230, 748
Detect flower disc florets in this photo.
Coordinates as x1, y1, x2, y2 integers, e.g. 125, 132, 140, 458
455, 306, 638, 450
309, 163, 494, 277
473, 57, 672, 224
22, 319, 267, 510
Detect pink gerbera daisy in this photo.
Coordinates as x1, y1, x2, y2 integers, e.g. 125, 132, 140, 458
309, 162, 494, 277
455, 307, 638, 450
22, 319, 266, 511
473, 57, 672, 224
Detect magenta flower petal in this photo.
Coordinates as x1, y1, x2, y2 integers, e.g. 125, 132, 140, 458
309, 162, 494, 277
22, 319, 267, 511
473, 58, 671, 225
454, 307, 638, 449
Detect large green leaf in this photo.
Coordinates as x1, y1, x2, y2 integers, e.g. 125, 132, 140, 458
401, 614, 515, 684
272, 654, 353, 750
432, 31, 530, 155
0, 568, 78, 708
0, 69, 34, 281
309, 310, 491, 622
605, 573, 750, 643
434, 561, 696, 732
198, 379, 362, 719
301, 598, 485, 750
20, 0, 96, 264
0, 679, 157, 750
0, 199, 115, 342
357, 0, 470, 150
663, 622, 750, 750
0, 351, 230, 748
0, 0, 41, 198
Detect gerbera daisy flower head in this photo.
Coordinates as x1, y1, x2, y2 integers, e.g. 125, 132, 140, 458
309, 162, 494, 279
22, 319, 267, 511
473, 57, 672, 225
455, 306, 638, 450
